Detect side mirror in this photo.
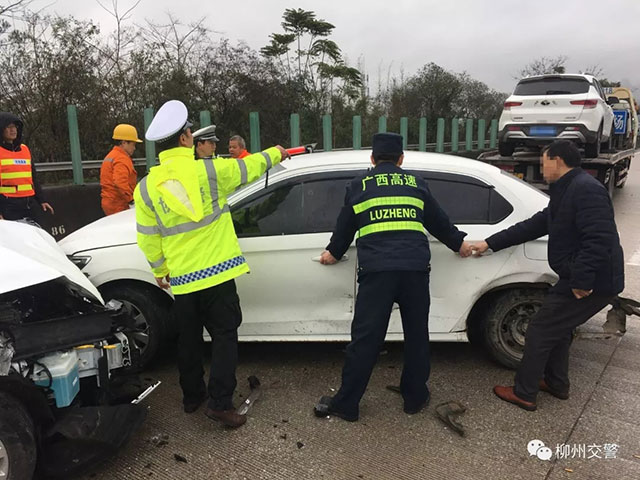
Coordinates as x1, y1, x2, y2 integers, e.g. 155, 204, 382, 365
607, 96, 620, 105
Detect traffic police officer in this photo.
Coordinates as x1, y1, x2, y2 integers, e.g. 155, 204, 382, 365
315, 133, 473, 421
135, 100, 289, 428
192, 124, 220, 160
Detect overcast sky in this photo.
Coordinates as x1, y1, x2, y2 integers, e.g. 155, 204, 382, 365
48, 0, 640, 94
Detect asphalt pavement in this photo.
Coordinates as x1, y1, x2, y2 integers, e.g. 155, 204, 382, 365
80, 155, 640, 480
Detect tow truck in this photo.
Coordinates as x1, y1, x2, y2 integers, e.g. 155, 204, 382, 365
477, 147, 635, 196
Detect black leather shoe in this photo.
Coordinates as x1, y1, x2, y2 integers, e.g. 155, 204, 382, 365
404, 394, 430, 415
314, 395, 358, 422
183, 394, 207, 414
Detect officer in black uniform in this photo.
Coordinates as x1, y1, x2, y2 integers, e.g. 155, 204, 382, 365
314, 133, 473, 422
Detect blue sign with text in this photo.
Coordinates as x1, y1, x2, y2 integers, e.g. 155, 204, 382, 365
613, 111, 628, 134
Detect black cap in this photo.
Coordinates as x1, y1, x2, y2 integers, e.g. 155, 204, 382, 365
372, 133, 403, 156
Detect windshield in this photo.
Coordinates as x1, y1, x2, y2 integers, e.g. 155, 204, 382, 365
514, 77, 590, 96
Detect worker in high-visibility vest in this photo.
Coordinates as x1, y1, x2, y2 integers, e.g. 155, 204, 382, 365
0, 112, 54, 223
100, 124, 143, 215
135, 100, 290, 428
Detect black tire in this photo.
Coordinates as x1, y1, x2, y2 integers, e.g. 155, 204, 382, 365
481, 289, 545, 369
100, 282, 172, 368
0, 392, 37, 480
584, 126, 602, 158
498, 141, 515, 157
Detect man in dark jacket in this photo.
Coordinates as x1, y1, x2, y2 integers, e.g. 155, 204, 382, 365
314, 133, 473, 422
472, 140, 624, 411
0, 112, 54, 222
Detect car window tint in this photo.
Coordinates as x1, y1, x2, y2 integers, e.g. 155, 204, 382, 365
303, 178, 351, 233
514, 78, 589, 96
232, 184, 304, 237
420, 174, 513, 224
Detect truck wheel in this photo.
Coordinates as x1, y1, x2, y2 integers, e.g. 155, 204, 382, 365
0, 392, 37, 480
498, 141, 515, 157
481, 289, 545, 369
100, 282, 173, 368
584, 127, 602, 158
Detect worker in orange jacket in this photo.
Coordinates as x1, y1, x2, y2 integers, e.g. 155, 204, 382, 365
100, 124, 142, 215
228, 135, 250, 159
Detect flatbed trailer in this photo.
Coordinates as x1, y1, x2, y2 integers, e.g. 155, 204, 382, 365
478, 148, 636, 195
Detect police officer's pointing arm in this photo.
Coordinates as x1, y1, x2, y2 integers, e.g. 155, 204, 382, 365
216, 145, 289, 196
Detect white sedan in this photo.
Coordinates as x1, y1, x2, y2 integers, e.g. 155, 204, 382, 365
60, 151, 556, 368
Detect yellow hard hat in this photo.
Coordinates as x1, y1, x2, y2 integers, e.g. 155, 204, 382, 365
113, 124, 143, 143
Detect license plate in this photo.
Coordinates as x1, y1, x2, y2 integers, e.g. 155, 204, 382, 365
530, 126, 556, 136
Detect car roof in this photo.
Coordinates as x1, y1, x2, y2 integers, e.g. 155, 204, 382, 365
275, 150, 501, 178
520, 73, 595, 82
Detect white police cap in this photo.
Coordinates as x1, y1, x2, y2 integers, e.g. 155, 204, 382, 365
145, 100, 193, 142
192, 125, 220, 142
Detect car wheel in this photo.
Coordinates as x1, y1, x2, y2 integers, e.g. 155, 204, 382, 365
100, 282, 172, 367
0, 392, 37, 480
482, 289, 545, 369
584, 126, 602, 158
498, 141, 515, 157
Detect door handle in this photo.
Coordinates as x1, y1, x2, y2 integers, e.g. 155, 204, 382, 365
312, 254, 349, 262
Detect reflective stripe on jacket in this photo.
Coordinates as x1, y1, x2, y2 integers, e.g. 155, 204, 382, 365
100, 145, 137, 214
0, 144, 35, 197
134, 146, 282, 295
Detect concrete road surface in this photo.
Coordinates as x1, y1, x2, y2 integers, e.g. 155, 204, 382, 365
81, 155, 640, 480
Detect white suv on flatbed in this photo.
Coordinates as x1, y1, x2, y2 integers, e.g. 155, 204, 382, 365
498, 74, 615, 158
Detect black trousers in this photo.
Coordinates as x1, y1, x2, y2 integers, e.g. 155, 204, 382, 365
514, 290, 613, 402
1, 196, 36, 221
173, 279, 242, 410
331, 271, 431, 418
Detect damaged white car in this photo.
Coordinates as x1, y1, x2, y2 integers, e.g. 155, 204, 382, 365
0, 221, 155, 480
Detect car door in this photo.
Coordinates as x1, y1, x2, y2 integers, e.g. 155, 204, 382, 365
231, 171, 360, 339
386, 171, 515, 337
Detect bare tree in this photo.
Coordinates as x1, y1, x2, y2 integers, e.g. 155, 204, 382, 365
516, 55, 568, 79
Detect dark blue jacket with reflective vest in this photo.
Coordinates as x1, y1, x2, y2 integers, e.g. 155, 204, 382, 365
326, 162, 467, 276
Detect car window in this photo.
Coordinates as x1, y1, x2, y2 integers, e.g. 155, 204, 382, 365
416, 172, 513, 224
232, 184, 304, 237
514, 77, 590, 96
231, 172, 361, 237
303, 178, 352, 233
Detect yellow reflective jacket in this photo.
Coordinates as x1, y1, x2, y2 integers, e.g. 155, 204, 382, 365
134, 146, 282, 295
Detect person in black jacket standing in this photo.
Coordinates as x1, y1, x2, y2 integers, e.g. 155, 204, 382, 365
472, 140, 624, 411
314, 133, 473, 422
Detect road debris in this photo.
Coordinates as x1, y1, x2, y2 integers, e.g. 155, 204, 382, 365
173, 453, 188, 463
